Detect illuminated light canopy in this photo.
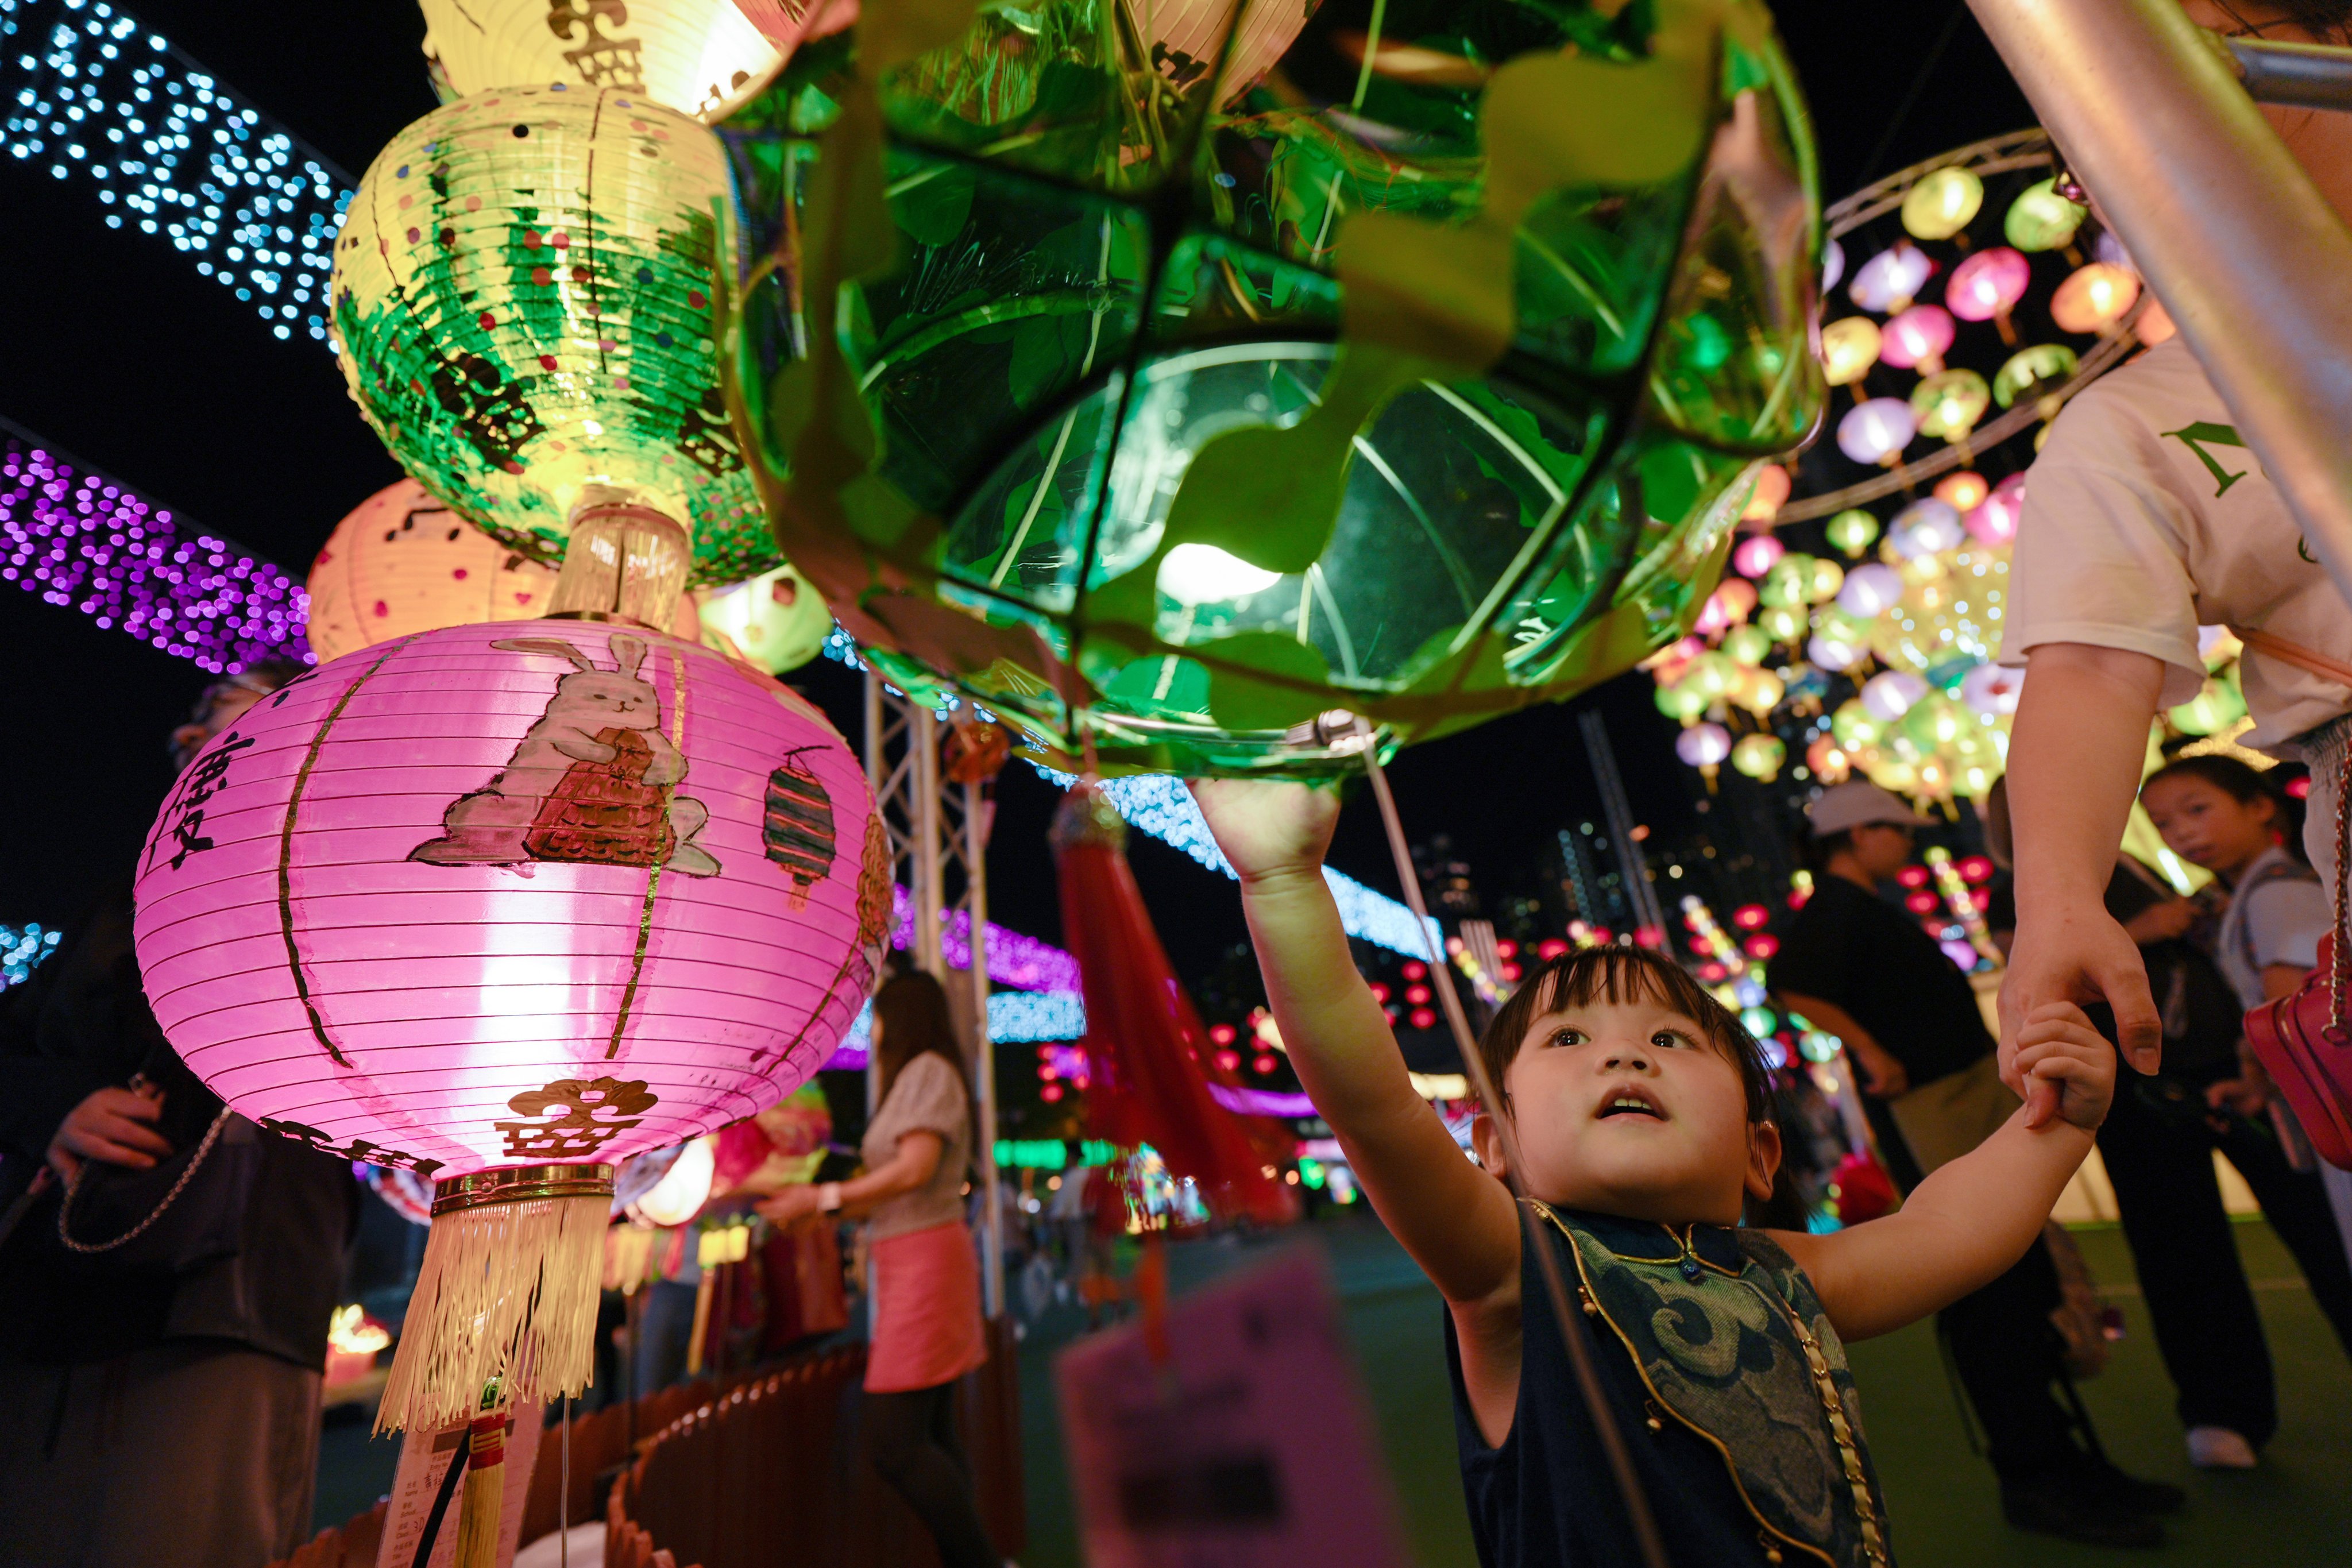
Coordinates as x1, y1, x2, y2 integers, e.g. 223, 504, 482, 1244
1, 0, 353, 343
887, 882, 1081, 994
3, 921, 62, 987
1, 427, 311, 671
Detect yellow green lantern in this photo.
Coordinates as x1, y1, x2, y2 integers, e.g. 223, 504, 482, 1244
1731, 731, 1786, 780
1901, 165, 1982, 241
1911, 369, 1991, 441
2005, 177, 2085, 252
721, 0, 1824, 774
1994, 345, 2081, 410
1824, 507, 1879, 556
1722, 624, 1775, 667
333, 84, 779, 586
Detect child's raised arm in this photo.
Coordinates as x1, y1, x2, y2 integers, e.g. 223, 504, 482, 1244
1192, 779, 1520, 1306
1771, 1002, 2115, 1341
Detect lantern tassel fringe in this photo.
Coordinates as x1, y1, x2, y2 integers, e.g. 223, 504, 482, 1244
376, 1194, 607, 1434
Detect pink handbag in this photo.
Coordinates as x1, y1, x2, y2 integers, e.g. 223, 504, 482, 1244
2238, 625, 2352, 1169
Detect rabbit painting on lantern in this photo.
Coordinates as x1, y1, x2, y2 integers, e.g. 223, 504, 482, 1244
412, 632, 721, 876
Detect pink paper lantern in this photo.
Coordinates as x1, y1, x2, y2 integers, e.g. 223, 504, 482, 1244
1837, 399, 1918, 465
1966, 473, 2026, 546
1879, 304, 1956, 372
1732, 533, 1786, 579
1945, 247, 2032, 323
1849, 242, 1934, 314
134, 620, 886, 1427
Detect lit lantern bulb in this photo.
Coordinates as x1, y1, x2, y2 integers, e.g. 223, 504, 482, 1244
1824, 508, 1880, 557
1965, 473, 2026, 547
1945, 246, 2032, 326
1838, 398, 1917, 465
2050, 262, 2141, 335
1910, 369, 1991, 442
1836, 562, 1905, 619
1676, 721, 1733, 768
1849, 242, 1935, 314
2006, 177, 2086, 252
1819, 317, 1883, 386
1742, 465, 1793, 522
1888, 497, 1966, 559
1934, 472, 1990, 512
1861, 670, 1929, 722
1733, 533, 1787, 579
1711, 576, 1759, 625
1902, 166, 1984, 241
1880, 304, 1956, 373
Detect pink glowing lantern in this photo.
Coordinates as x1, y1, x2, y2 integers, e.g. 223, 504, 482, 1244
1888, 497, 1965, 559
1837, 398, 1917, 465
1676, 721, 1733, 769
1944, 246, 2032, 329
1849, 242, 1934, 314
133, 609, 887, 1431
1836, 563, 1905, 619
1879, 304, 1956, 373
1965, 473, 2026, 547
1960, 662, 2024, 717
1732, 532, 1787, 579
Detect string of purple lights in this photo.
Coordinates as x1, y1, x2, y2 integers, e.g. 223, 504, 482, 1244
1, 424, 310, 672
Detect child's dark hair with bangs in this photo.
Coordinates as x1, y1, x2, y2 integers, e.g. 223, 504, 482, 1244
1475, 945, 1775, 1123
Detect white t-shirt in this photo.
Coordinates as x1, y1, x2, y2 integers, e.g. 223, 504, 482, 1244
2215, 845, 2330, 1011
2001, 337, 2352, 754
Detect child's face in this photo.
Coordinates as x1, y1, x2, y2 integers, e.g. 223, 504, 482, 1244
1476, 994, 1778, 1227
2142, 775, 2275, 875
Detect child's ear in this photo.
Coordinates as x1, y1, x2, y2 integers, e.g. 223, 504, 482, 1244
1744, 1119, 1783, 1204
1471, 1111, 1512, 1185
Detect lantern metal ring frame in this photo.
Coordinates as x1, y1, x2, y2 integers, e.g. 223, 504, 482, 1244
1778, 128, 2155, 524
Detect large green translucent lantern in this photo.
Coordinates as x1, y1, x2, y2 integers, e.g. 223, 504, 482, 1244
724, 0, 1823, 774
333, 84, 779, 587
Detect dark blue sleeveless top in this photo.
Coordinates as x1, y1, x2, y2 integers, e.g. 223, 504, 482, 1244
1445, 1204, 1892, 1568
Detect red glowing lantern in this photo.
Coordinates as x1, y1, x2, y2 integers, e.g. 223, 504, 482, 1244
1957, 855, 1995, 884
1731, 903, 1770, 930
1215, 1050, 1241, 1073
1208, 1022, 1238, 1045
1409, 1008, 1438, 1031
1042, 1083, 1065, 1103
1401, 960, 1427, 981
1405, 984, 1432, 1006
1500, 962, 1522, 982
1367, 982, 1391, 1003
1253, 1054, 1279, 1076
1745, 934, 1781, 960
1698, 962, 1728, 983
1536, 939, 1569, 960
1906, 891, 1941, 914
1896, 864, 1932, 889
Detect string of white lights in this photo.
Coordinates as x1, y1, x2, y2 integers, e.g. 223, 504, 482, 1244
1, 0, 352, 343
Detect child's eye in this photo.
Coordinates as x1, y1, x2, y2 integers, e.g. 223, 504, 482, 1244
1652, 1029, 1692, 1051
1549, 1028, 1585, 1048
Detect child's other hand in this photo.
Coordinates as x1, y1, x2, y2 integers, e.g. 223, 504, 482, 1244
1189, 779, 1341, 885
2011, 1002, 2117, 1132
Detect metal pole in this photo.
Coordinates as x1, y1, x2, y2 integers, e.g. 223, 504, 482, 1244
1578, 710, 1668, 941
965, 778, 1005, 1318
2230, 36, 2352, 113
912, 714, 945, 979
1964, 0, 2352, 609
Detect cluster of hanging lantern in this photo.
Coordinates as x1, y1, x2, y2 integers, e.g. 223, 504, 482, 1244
125, 0, 1832, 1481
1648, 129, 2208, 805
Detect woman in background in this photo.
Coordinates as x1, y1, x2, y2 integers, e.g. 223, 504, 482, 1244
760, 971, 999, 1568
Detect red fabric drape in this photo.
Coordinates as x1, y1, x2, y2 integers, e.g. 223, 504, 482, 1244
1052, 785, 1295, 1228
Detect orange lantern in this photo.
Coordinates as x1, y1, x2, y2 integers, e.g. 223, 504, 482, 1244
306, 480, 558, 662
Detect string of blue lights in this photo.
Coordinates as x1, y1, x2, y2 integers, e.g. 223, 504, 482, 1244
1, 0, 351, 343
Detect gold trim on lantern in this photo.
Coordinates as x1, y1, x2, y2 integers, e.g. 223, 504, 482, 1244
431, 1164, 615, 1217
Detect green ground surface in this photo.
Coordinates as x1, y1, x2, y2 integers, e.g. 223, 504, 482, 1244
1014, 1215, 2352, 1567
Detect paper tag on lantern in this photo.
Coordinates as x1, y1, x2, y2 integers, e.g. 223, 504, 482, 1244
376, 1404, 543, 1568
1055, 1249, 1408, 1568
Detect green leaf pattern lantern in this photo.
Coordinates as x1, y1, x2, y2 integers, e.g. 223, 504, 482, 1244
333, 83, 781, 587
722, 0, 1824, 774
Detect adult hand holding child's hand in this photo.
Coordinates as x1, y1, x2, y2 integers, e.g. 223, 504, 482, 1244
2010, 1001, 2118, 1133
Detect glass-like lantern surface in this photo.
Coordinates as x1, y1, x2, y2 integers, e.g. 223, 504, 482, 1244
722, 0, 1824, 775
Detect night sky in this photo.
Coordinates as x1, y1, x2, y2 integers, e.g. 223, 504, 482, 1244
0, 1, 2030, 987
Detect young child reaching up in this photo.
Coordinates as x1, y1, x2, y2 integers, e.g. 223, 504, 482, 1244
1192, 780, 2117, 1568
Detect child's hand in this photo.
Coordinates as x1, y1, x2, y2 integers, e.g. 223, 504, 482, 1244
1189, 779, 1341, 885
2011, 1002, 2117, 1131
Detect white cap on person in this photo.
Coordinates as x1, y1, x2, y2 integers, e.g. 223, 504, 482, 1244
1806, 780, 1921, 837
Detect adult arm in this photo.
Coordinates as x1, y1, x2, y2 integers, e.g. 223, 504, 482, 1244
757, 1131, 943, 1226
2002, 643, 2169, 1119
1775, 1003, 2111, 1340
1773, 991, 1909, 1097
1191, 779, 1520, 1307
